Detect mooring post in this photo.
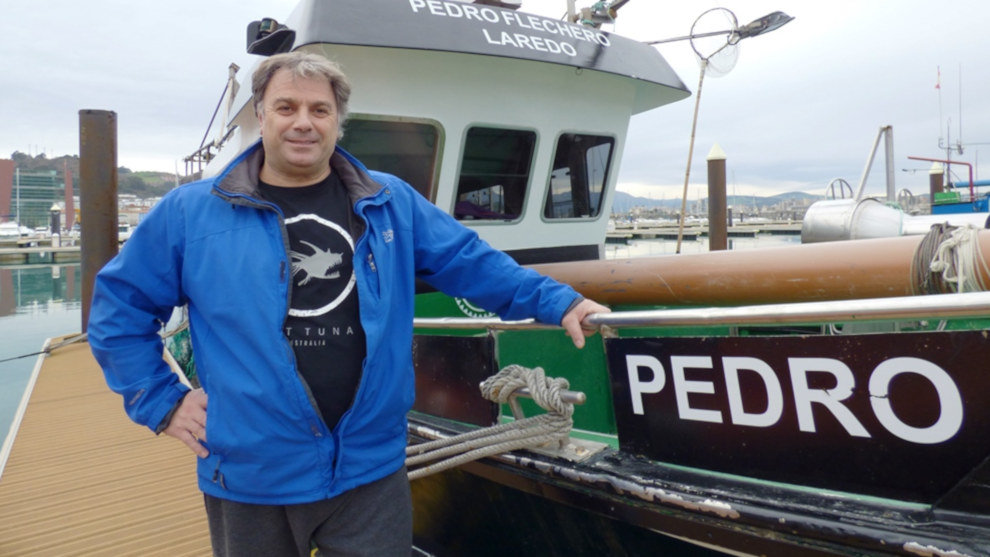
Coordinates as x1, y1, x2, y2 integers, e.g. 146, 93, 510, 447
707, 144, 727, 251
79, 110, 118, 333
929, 162, 944, 202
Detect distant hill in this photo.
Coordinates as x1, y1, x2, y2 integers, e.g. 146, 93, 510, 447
611, 189, 822, 213
9, 150, 828, 207
6, 151, 180, 199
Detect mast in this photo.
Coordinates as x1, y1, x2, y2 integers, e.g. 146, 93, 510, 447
14, 168, 19, 225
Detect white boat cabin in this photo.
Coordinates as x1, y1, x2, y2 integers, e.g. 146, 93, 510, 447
205, 0, 689, 264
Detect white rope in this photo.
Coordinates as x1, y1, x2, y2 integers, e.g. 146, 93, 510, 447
929, 225, 990, 292
406, 365, 574, 481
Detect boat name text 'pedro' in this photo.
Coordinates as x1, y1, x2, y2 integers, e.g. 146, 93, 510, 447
408, 0, 610, 57
624, 354, 962, 445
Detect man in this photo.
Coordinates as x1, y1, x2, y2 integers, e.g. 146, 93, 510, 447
88, 51, 607, 556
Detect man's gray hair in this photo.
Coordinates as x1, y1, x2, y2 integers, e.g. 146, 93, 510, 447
252, 51, 351, 134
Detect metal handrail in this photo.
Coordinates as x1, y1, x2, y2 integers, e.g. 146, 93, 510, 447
413, 291, 990, 331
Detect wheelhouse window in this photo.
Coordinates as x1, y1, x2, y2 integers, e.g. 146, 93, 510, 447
454, 127, 536, 222
337, 118, 441, 201
544, 134, 614, 219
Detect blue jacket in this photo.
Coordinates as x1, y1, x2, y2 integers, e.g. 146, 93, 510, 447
88, 142, 581, 504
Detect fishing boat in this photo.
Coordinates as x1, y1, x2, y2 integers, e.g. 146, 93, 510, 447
176, 1, 990, 555
931, 179, 990, 214
801, 126, 990, 243
0, 221, 25, 240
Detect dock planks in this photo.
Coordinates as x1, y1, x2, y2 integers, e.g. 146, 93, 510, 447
0, 245, 82, 264
0, 338, 210, 556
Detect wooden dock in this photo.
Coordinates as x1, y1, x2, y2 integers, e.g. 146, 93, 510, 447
607, 222, 802, 243
0, 245, 82, 264
0, 337, 211, 556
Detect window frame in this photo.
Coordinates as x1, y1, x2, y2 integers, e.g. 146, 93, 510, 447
337, 114, 444, 203
541, 131, 617, 223
451, 124, 540, 225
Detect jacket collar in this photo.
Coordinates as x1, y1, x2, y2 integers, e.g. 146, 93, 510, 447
213, 140, 385, 206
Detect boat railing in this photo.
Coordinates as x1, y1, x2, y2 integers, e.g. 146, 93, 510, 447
413, 291, 990, 332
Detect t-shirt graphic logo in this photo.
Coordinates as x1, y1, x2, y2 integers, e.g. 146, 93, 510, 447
284, 214, 356, 318
291, 240, 344, 285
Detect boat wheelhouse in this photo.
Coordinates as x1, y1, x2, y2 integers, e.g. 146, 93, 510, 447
204, 0, 689, 265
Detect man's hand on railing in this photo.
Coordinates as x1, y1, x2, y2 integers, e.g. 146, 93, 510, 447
561, 299, 610, 349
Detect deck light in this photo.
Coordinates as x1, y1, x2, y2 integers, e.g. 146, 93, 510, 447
647, 10, 793, 45
246, 18, 296, 56
736, 11, 794, 40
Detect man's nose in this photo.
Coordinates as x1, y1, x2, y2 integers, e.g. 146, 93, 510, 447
292, 108, 315, 130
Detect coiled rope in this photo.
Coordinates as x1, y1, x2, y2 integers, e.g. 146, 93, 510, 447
406, 364, 574, 481
913, 223, 990, 294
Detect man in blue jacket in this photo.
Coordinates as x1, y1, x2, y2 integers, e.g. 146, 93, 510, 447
88, 51, 607, 556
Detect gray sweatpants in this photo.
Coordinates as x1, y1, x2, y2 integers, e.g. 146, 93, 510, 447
204, 467, 412, 557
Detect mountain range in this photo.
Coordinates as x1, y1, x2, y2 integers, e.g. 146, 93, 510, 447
610, 190, 822, 213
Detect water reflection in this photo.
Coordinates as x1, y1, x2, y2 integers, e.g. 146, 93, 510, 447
0, 265, 81, 316
605, 234, 801, 259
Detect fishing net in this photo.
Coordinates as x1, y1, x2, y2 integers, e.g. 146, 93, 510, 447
162, 306, 199, 388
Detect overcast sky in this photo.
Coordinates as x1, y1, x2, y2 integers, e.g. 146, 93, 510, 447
2, 1, 988, 200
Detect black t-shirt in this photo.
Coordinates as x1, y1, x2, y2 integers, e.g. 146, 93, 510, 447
258, 172, 367, 431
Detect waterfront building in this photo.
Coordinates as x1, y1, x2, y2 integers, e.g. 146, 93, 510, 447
0, 160, 77, 231
0, 161, 64, 229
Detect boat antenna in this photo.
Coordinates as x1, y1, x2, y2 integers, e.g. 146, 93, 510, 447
958, 63, 963, 151
649, 9, 793, 253
936, 66, 944, 152
566, 0, 631, 27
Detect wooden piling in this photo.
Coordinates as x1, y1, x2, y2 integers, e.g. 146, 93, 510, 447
707, 144, 727, 251
929, 162, 944, 198
78, 110, 118, 332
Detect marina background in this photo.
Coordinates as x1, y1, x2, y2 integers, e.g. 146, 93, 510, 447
606, 230, 799, 258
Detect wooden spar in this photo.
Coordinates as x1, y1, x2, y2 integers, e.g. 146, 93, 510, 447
531, 232, 990, 307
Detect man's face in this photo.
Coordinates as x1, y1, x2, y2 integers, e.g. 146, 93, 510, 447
257, 68, 339, 186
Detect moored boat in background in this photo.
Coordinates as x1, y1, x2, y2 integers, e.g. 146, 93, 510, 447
802, 126, 989, 244
0, 222, 27, 241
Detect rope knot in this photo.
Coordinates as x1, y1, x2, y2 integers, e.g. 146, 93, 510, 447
406, 364, 578, 481
480, 364, 572, 417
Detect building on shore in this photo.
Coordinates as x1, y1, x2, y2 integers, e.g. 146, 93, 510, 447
0, 160, 76, 231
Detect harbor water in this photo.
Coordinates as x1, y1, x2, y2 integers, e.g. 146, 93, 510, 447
605, 231, 800, 258
0, 261, 82, 453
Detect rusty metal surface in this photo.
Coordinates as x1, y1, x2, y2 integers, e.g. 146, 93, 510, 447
533, 232, 990, 306
78, 110, 119, 332
707, 154, 727, 252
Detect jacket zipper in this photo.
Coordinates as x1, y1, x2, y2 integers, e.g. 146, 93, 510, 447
216, 166, 393, 493
235, 196, 330, 440
212, 459, 226, 490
